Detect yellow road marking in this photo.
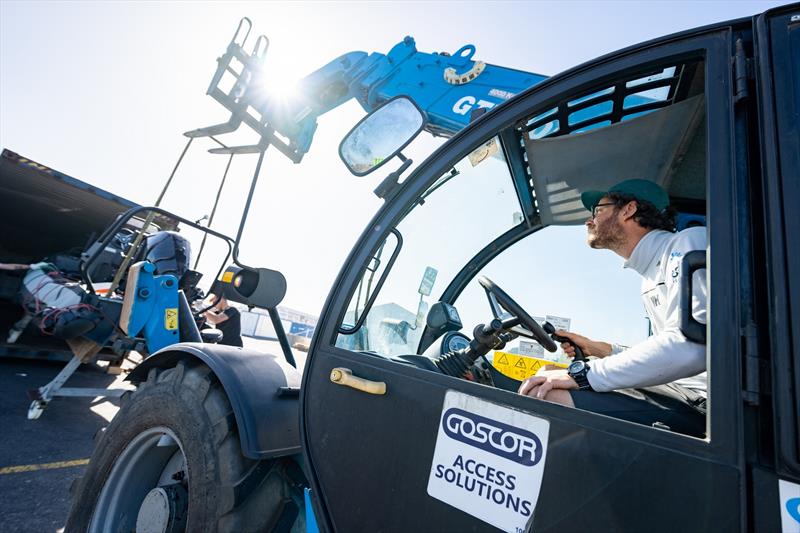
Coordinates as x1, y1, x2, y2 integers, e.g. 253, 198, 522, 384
0, 458, 89, 475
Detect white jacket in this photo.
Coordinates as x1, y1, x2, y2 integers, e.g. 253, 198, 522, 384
587, 228, 708, 392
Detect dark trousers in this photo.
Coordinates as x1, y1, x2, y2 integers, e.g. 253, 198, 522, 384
569, 383, 707, 438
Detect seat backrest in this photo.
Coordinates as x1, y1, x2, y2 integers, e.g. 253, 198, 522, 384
119, 262, 144, 335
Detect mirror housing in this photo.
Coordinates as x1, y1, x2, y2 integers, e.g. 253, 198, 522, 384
339, 96, 426, 176
212, 265, 286, 309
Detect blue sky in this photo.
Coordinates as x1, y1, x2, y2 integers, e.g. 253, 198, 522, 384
0, 0, 790, 323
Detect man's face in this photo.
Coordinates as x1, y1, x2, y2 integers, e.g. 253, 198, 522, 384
586, 196, 624, 249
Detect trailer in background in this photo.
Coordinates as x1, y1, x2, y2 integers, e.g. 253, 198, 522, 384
0, 149, 141, 363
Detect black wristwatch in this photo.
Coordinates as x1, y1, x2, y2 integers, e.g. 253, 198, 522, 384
568, 360, 593, 391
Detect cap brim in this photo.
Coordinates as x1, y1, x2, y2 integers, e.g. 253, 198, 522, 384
580, 190, 606, 211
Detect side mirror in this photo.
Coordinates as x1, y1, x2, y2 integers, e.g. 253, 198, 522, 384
380, 318, 412, 343
339, 96, 426, 176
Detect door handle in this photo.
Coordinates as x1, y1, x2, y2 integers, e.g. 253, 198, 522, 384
329, 367, 386, 395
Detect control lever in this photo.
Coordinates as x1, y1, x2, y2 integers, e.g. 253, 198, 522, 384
436, 319, 509, 378
543, 322, 586, 361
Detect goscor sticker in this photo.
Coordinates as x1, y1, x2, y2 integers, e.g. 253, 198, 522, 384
427, 390, 549, 533
779, 479, 800, 533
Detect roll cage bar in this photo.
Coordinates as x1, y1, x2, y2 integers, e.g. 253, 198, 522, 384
80, 205, 234, 296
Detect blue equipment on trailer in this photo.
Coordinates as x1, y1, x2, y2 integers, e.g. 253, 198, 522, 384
118, 261, 180, 355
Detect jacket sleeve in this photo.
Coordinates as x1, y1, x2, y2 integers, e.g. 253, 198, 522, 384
588, 229, 708, 392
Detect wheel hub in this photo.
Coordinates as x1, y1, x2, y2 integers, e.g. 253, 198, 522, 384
136, 484, 188, 533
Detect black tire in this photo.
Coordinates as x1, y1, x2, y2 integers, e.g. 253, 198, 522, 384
66, 360, 302, 532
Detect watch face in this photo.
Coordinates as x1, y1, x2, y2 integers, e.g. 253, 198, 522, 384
568, 360, 585, 374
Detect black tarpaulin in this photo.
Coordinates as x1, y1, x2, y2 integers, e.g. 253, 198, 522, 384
0, 149, 139, 262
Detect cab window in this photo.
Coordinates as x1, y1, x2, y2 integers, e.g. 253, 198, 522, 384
335, 54, 710, 439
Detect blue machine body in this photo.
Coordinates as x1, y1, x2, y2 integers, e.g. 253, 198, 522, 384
277, 38, 548, 147
123, 261, 180, 354
200, 29, 550, 162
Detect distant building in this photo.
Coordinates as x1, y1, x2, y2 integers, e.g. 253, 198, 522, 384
338, 302, 419, 355
238, 305, 318, 351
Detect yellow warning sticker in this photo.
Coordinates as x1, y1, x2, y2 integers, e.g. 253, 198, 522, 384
221, 271, 234, 283
492, 351, 567, 381
165, 308, 178, 330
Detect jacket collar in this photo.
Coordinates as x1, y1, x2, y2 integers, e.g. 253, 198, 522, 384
624, 230, 671, 275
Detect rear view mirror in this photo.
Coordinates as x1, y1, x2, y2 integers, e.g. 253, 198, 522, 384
339, 96, 426, 176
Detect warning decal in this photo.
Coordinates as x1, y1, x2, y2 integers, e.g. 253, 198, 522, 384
165, 308, 178, 330
427, 390, 550, 533
492, 351, 567, 381
468, 138, 499, 167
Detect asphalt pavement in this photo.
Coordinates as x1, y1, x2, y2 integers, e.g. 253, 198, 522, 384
0, 339, 304, 532
0, 357, 128, 533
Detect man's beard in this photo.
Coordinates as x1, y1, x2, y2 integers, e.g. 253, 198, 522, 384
587, 215, 625, 250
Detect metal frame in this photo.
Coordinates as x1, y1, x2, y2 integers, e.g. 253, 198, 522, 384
80, 205, 236, 295
27, 355, 128, 420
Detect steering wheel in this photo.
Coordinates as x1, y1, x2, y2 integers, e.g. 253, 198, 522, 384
478, 276, 557, 352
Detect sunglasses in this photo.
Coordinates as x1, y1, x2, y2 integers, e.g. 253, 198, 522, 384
591, 202, 616, 218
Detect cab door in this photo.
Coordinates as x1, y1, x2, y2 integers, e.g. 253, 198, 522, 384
301, 27, 748, 533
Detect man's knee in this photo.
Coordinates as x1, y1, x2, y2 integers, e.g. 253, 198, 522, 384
542, 388, 575, 407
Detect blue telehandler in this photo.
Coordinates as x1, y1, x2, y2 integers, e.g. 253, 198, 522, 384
69, 4, 800, 531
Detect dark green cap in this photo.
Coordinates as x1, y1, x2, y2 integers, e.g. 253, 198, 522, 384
581, 179, 670, 212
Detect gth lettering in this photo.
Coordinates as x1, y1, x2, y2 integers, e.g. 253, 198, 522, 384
452, 96, 496, 116
443, 408, 543, 466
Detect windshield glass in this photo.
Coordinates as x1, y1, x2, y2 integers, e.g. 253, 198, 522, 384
337, 139, 522, 355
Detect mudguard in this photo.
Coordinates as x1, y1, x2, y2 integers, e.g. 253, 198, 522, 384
128, 343, 300, 460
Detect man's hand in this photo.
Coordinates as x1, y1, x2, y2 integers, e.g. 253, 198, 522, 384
0, 263, 31, 271
518, 368, 578, 400
556, 330, 612, 358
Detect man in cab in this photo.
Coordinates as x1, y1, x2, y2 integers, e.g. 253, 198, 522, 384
518, 179, 707, 437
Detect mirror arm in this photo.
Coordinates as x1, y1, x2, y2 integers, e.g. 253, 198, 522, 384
373, 154, 413, 201
268, 306, 296, 368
